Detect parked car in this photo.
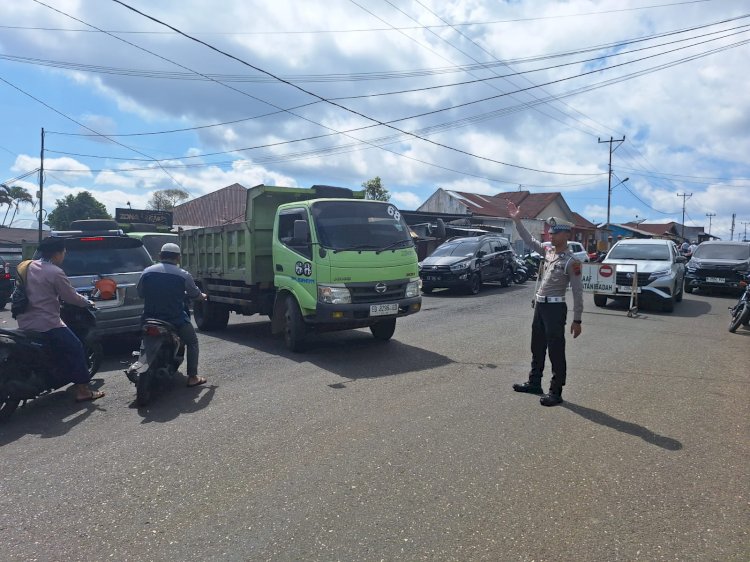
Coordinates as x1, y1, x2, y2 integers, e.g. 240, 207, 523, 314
127, 231, 179, 261
593, 238, 687, 312
0, 257, 15, 309
684, 241, 750, 294
37, 220, 153, 336
542, 241, 589, 262
419, 235, 514, 294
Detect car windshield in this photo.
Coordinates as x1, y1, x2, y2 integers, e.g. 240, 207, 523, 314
139, 234, 178, 259
58, 237, 153, 276
431, 241, 479, 257
608, 243, 671, 261
692, 244, 750, 260
311, 201, 412, 251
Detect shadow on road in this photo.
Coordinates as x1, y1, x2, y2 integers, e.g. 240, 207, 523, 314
562, 401, 683, 451
597, 297, 711, 318
0, 378, 107, 446
207, 320, 455, 382
133, 382, 216, 424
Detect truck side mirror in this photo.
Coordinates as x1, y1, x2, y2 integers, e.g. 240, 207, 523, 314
292, 220, 310, 245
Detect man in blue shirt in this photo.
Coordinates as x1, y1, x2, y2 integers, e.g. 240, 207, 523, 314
137, 243, 207, 387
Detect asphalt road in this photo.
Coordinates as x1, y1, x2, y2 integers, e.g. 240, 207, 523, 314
0, 283, 747, 561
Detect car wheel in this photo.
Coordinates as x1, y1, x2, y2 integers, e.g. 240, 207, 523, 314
593, 294, 608, 308
675, 279, 684, 302
468, 273, 481, 295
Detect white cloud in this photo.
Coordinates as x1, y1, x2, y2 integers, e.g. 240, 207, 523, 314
391, 191, 422, 210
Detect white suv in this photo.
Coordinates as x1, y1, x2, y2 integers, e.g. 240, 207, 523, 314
542, 241, 589, 262
594, 238, 687, 312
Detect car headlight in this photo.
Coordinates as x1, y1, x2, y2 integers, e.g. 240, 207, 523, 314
318, 285, 351, 304
450, 260, 471, 272
648, 268, 671, 281
686, 263, 697, 272
406, 278, 420, 298
417, 261, 423, 269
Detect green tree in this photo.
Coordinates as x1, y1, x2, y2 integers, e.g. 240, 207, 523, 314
362, 176, 390, 201
46, 191, 111, 230
148, 188, 190, 210
1, 184, 34, 226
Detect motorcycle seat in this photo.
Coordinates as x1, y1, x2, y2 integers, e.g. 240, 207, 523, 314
143, 318, 178, 330
0, 328, 45, 341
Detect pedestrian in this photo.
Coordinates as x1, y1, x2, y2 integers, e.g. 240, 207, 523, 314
507, 201, 584, 406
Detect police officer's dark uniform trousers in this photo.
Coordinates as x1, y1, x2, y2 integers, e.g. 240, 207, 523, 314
511, 218, 583, 406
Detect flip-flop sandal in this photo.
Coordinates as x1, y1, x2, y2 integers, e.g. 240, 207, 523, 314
187, 377, 207, 388
76, 390, 105, 402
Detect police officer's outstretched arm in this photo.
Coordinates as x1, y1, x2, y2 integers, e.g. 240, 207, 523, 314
568, 258, 584, 338
507, 200, 544, 254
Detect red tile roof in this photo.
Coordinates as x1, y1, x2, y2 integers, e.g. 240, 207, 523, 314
571, 212, 596, 229
173, 183, 248, 227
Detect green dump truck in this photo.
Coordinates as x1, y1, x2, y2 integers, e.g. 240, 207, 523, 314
179, 184, 422, 351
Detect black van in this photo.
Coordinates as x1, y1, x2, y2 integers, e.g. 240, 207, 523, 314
419, 235, 514, 294
685, 241, 750, 293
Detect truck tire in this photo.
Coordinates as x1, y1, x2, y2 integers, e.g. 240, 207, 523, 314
593, 294, 608, 308
370, 318, 396, 341
194, 300, 229, 331
284, 296, 306, 352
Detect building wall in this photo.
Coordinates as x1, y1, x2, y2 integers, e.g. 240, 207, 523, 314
416, 189, 470, 215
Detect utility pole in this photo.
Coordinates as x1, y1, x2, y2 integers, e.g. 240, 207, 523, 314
598, 136, 625, 226
38, 127, 44, 244
742, 221, 750, 242
676, 192, 692, 240
705, 212, 716, 236
730, 213, 736, 241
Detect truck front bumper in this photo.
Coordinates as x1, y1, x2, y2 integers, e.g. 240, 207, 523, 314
306, 297, 422, 327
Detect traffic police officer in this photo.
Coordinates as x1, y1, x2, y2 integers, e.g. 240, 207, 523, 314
507, 201, 583, 406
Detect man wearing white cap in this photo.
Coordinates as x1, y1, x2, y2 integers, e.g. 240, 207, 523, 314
137, 243, 208, 387
507, 202, 584, 406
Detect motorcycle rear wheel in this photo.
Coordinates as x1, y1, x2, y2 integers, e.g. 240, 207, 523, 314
136, 370, 152, 407
728, 302, 749, 333
0, 392, 20, 422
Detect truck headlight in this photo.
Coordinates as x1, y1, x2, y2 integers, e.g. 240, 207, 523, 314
406, 279, 420, 298
450, 260, 470, 272
318, 285, 351, 304
648, 268, 671, 281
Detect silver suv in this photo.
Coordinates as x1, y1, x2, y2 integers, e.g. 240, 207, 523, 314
41, 221, 153, 336
594, 238, 687, 312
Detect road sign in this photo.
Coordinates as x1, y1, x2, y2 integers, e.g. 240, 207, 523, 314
581, 263, 616, 293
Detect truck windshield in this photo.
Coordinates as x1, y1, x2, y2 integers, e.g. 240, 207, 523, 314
311, 201, 413, 251
608, 244, 671, 261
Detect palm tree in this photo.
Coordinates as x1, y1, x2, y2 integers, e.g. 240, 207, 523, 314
1, 184, 34, 226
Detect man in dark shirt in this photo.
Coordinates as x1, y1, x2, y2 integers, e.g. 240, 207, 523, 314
137, 243, 208, 387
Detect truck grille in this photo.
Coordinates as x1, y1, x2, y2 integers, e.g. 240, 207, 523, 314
348, 281, 407, 303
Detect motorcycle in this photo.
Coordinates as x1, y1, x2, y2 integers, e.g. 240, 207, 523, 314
511, 256, 528, 284
125, 319, 185, 407
521, 252, 541, 280
0, 303, 102, 421
728, 275, 750, 333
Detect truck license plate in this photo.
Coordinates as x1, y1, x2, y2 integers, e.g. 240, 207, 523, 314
370, 303, 398, 316
706, 277, 725, 283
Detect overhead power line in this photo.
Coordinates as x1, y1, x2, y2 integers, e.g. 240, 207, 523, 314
0, 1, 715, 35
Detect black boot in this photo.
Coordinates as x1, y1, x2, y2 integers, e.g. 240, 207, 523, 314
513, 375, 543, 394
540, 385, 563, 406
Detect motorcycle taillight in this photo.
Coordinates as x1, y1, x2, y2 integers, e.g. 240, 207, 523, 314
143, 325, 166, 336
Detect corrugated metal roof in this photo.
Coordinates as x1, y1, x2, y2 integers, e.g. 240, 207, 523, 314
172, 183, 248, 227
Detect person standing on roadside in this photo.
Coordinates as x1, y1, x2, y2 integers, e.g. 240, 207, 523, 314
507, 201, 583, 406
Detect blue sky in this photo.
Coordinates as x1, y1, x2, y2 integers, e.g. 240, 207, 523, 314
1, 0, 749, 240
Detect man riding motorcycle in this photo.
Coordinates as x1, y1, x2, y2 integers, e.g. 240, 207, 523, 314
17, 237, 104, 402
137, 243, 208, 388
